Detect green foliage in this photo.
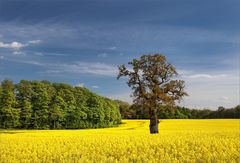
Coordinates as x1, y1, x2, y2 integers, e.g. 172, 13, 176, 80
15, 80, 33, 128
115, 100, 131, 119
31, 81, 51, 129
117, 100, 240, 119
49, 95, 66, 129
0, 80, 20, 128
0, 80, 121, 129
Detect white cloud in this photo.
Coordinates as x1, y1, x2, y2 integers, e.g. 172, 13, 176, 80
92, 85, 99, 88
178, 70, 227, 80
3, 58, 118, 77
4, 58, 43, 66
0, 56, 4, 59
21, 60, 43, 66
97, 53, 107, 58
33, 52, 66, 56
76, 83, 85, 87
179, 70, 238, 109
186, 74, 227, 79
9, 41, 25, 49
0, 40, 42, 53
0, 41, 25, 50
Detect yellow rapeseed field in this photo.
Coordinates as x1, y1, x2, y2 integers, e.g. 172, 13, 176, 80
0, 119, 239, 163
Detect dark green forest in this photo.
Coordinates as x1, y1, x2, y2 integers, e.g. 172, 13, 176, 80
0, 80, 121, 129
116, 100, 240, 119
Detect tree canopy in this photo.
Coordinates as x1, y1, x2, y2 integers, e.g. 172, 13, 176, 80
0, 80, 121, 129
117, 54, 187, 133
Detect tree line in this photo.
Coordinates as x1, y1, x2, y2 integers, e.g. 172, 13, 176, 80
0, 79, 238, 130
0, 80, 121, 129
116, 100, 240, 119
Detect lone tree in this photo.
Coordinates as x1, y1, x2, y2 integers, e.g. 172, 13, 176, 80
117, 54, 187, 134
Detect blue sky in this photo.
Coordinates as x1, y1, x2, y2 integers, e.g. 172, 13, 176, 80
0, 0, 239, 109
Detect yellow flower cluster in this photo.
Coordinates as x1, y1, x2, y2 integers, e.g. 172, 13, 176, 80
0, 119, 239, 163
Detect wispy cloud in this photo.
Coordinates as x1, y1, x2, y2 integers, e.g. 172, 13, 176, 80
92, 85, 99, 88
24, 60, 44, 66
109, 46, 116, 50
0, 41, 26, 50
45, 62, 118, 76
186, 74, 226, 79
0, 40, 42, 55
28, 40, 42, 44
13, 51, 25, 55
33, 52, 66, 57
75, 83, 85, 87
97, 53, 107, 58
0, 40, 41, 50
220, 96, 230, 101
178, 69, 228, 80
178, 69, 238, 109
0, 22, 239, 59
33, 52, 44, 56
4, 58, 43, 66
4, 57, 118, 77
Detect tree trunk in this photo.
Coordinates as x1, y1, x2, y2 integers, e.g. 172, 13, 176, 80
149, 109, 159, 134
